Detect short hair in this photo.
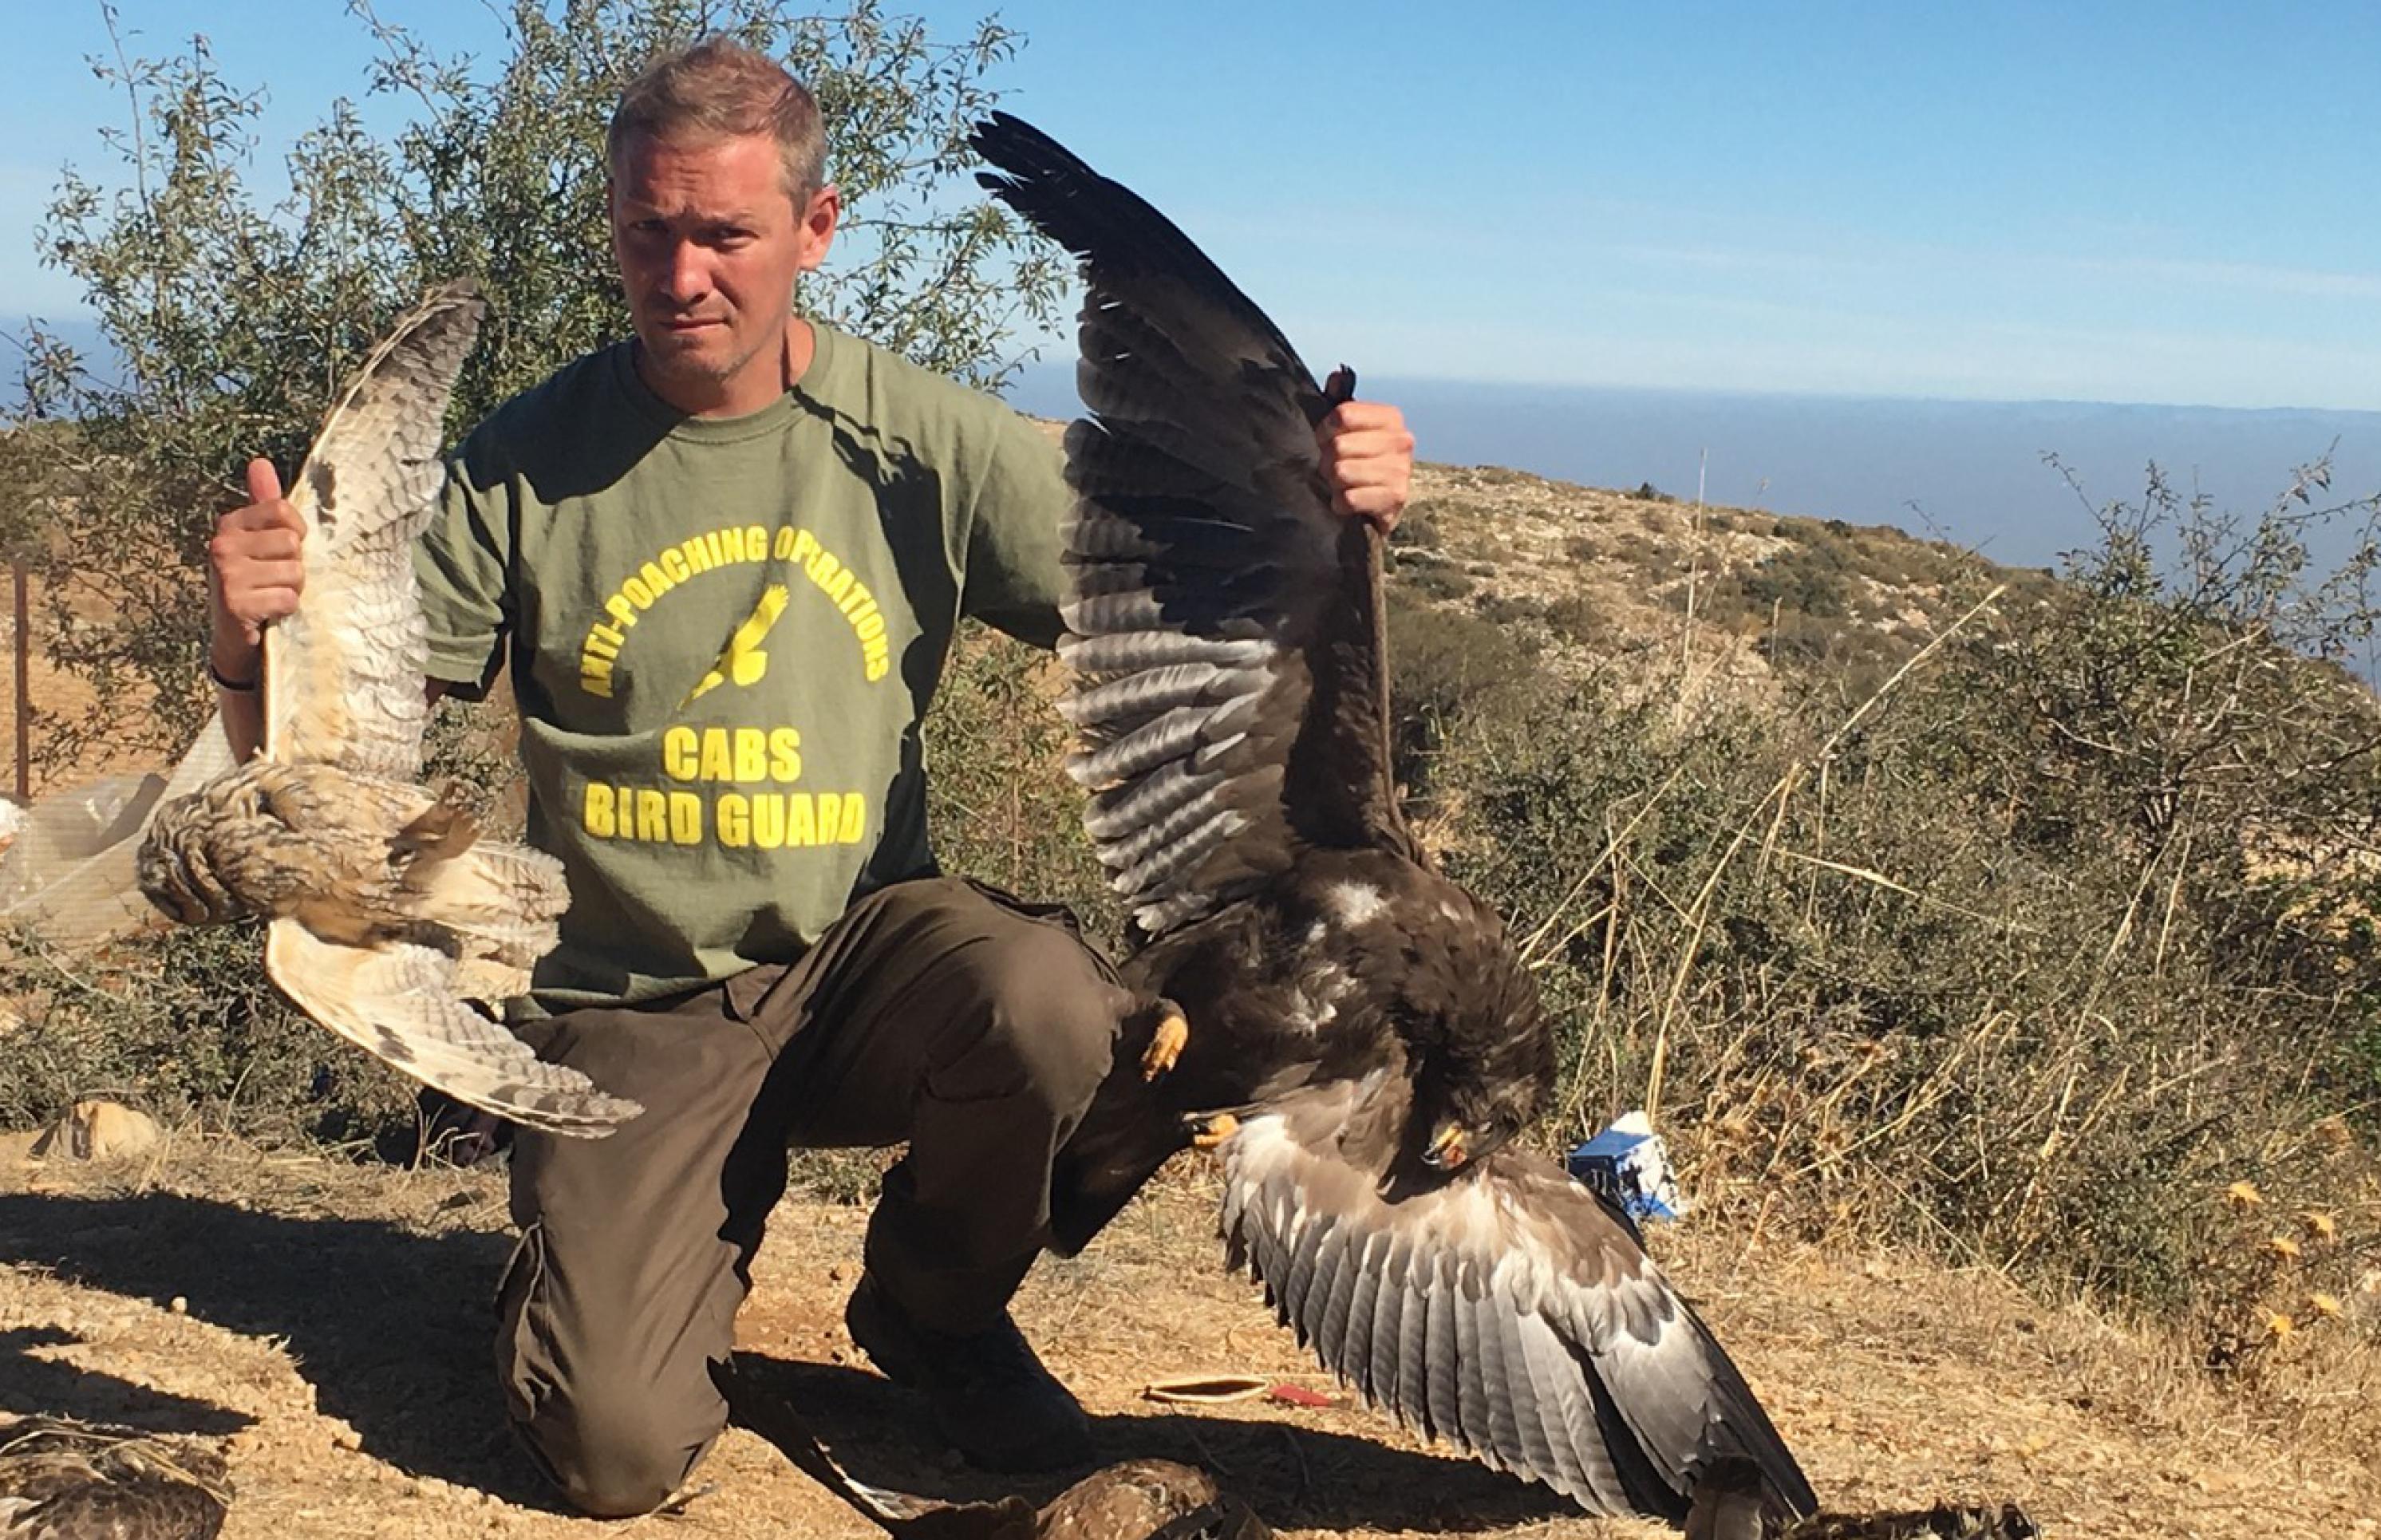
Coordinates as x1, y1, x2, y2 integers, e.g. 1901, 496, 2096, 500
606, 37, 826, 202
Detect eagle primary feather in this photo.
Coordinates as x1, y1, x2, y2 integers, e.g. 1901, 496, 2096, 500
136, 283, 639, 1137
973, 113, 1814, 1526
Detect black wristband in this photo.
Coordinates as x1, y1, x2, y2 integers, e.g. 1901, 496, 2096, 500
207, 657, 260, 693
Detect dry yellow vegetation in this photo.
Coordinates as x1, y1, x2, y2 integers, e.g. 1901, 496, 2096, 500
4, 1135, 2378, 1540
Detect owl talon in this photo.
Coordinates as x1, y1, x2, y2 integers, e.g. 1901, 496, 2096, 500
1140, 1001, 1189, 1081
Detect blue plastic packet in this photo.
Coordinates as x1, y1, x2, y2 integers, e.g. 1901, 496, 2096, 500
1566, 1110, 1688, 1225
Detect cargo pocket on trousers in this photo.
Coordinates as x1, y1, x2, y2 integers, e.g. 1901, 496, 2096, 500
493, 1220, 555, 1427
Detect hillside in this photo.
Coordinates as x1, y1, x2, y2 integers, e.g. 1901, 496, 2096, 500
4, 446, 2379, 1539
4, 1135, 2378, 1540
1392, 461, 2051, 695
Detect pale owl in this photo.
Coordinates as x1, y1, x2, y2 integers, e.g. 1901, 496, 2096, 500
137, 282, 640, 1137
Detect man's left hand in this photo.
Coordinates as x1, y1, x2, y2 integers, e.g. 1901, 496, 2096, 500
1317, 400, 1414, 533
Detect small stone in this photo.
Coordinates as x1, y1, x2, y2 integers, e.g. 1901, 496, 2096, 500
169, 1296, 188, 1315
30, 1100, 162, 1162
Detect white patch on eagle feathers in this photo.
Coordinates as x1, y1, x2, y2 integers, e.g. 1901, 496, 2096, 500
1325, 881, 1388, 926
1284, 959, 1352, 1034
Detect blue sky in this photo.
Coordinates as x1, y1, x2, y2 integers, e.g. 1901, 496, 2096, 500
8, 1, 2380, 409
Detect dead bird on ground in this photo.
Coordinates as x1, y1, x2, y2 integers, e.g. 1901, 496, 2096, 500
0, 1416, 232, 1540
715, 1360, 1267, 1539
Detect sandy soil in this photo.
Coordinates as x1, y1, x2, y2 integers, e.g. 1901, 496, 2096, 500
2, 1135, 2375, 1540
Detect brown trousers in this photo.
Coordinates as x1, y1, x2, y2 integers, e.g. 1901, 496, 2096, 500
492, 876, 1134, 1517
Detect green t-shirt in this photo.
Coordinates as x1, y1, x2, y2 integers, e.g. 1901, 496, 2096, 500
413, 322, 1067, 1010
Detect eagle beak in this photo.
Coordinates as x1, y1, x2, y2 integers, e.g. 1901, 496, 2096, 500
1422, 1123, 1471, 1171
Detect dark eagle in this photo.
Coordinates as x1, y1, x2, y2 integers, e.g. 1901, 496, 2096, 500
970, 114, 1818, 1527
0, 1417, 231, 1540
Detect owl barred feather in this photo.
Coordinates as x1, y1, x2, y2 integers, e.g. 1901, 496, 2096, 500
137, 283, 640, 1137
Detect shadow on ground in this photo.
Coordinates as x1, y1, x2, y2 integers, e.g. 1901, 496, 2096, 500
2, 1325, 255, 1435
734, 1354, 1563, 1533
0, 1191, 547, 1505
0, 1190, 1564, 1533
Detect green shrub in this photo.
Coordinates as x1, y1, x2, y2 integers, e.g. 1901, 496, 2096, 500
8, 0, 1063, 771
922, 624, 1119, 947
0, 922, 417, 1147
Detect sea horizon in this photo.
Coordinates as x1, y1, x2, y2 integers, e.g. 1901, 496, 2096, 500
1005, 362, 2381, 577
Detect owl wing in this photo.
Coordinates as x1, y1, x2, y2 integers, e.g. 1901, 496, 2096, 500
265, 922, 641, 1135
263, 282, 484, 780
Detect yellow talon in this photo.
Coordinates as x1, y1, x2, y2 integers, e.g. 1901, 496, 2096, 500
1192, 1113, 1240, 1150
1141, 1003, 1190, 1081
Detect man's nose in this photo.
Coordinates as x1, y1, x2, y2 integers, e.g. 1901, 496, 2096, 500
659, 240, 709, 302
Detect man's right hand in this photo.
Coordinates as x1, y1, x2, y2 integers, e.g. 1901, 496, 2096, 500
209, 456, 306, 682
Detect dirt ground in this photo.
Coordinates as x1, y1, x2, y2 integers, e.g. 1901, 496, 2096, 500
2, 1133, 2375, 1540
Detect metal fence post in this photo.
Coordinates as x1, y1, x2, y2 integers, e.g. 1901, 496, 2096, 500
12, 556, 28, 802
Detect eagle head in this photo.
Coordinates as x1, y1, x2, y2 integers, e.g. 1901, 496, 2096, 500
1408, 945, 1558, 1179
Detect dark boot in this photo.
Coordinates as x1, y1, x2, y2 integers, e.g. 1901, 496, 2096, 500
843, 1271, 1093, 1472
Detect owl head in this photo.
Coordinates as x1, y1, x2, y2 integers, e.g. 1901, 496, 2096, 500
136, 792, 251, 926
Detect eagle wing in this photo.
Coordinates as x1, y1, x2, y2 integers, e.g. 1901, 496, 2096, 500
263, 281, 483, 778
1220, 1097, 1815, 1523
972, 113, 1415, 938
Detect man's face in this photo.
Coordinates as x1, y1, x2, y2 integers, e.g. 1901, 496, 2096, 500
610, 130, 838, 408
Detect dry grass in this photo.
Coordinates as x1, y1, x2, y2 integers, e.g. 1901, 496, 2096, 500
4, 1131, 2378, 1539
1390, 463, 2025, 719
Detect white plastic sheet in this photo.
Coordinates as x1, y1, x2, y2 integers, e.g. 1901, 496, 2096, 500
0, 713, 235, 952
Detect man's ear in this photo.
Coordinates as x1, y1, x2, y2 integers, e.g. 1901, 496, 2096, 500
796, 184, 841, 272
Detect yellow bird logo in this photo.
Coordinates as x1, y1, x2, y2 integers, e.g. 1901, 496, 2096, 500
683, 584, 791, 706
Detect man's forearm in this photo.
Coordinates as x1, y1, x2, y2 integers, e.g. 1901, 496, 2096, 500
215, 682, 265, 760
211, 634, 267, 760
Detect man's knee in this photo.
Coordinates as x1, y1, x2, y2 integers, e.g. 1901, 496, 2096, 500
970, 922, 1127, 1116
511, 1378, 718, 1519
496, 1226, 727, 1519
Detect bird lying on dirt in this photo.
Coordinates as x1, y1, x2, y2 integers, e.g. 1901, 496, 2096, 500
0, 1416, 231, 1540
1687, 1458, 2039, 1539
715, 1361, 1268, 1538
133, 283, 638, 1139
968, 113, 1817, 1530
